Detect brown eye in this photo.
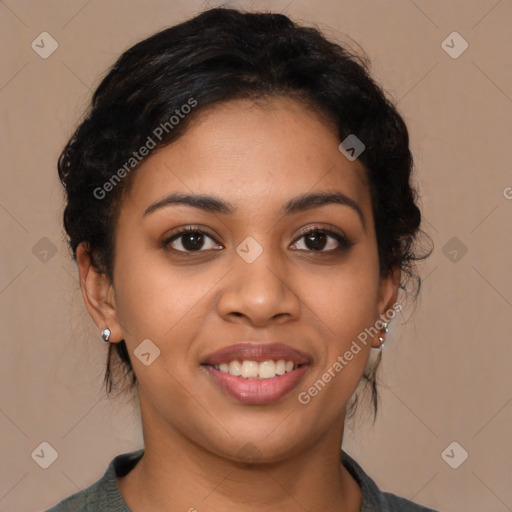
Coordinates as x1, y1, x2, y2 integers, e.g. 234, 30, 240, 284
291, 228, 353, 252
165, 228, 222, 252
303, 231, 328, 250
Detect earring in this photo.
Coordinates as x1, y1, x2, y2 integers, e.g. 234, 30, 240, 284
101, 328, 111, 343
375, 320, 390, 351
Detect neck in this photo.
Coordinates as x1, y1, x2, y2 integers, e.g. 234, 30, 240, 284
117, 402, 362, 512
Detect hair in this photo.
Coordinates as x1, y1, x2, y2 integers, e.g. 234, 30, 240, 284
58, 6, 431, 423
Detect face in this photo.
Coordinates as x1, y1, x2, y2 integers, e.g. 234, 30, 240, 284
81, 97, 398, 462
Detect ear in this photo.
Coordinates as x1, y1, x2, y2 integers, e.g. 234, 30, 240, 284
371, 266, 401, 348
76, 242, 123, 343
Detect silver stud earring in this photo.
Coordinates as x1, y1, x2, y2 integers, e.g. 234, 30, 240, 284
376, 320, 390, 350
101, 328, 111, 343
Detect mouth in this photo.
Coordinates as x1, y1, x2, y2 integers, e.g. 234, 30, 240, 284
200, 342, 311, 405
207, 359, 304, 379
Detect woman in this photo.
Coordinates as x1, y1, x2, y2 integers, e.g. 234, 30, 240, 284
46, 6, 436, 511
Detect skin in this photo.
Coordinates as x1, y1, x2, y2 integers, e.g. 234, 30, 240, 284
77, 96, 400, 512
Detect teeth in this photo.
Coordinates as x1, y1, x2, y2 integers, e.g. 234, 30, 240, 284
275, 360, 286, 375
241, 360, 259, 378
259, 360, 276, 379
213, 359, 299, 379
228, 360, 242, 376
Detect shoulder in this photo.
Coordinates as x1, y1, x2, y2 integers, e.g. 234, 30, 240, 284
341, 449, 440, 512
43, 449, 144, 512
43, 477, 109, 512
381, 491, 440, 511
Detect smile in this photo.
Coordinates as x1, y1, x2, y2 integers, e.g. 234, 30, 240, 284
212, 359, 300, 379
200, 342, 311, 404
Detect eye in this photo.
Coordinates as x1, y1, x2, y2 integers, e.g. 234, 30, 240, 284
164, 227, 223, 252
290, 227, 353, 252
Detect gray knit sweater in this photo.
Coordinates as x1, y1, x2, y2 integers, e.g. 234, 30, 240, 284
44, 449, 439, 511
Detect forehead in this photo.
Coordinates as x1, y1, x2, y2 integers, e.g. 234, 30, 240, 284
123, 96, 371, 216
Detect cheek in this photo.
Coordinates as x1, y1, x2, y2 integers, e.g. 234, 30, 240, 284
112, 246, 226, 346
301, 253, 380, 339
294, 249, 381, 398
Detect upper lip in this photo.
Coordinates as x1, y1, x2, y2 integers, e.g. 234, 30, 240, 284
201, 342, 311, 366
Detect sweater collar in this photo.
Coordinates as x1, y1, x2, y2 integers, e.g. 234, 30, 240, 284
102, 447, 389, 511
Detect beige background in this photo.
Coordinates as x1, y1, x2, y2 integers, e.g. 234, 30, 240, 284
1, 0, 511, 511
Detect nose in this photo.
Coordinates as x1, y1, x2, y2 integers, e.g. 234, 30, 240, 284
217, 249, 301, 327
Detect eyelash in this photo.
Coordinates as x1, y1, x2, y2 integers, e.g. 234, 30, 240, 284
162, 225, 354, 255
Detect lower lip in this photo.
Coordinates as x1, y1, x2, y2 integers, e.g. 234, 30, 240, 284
202, 365, 309, 405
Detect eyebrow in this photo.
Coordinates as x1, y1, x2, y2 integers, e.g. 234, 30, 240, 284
143, 191, 365, 228
284, 191, 365, 228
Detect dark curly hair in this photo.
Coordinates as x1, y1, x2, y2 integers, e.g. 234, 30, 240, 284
58, 6, 430, 423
